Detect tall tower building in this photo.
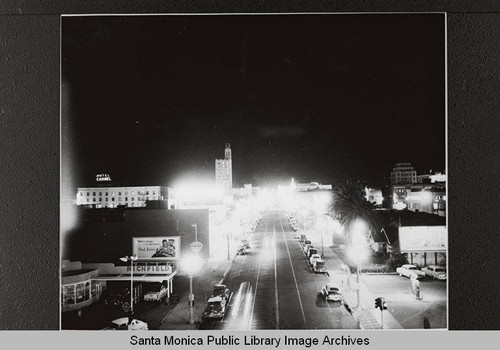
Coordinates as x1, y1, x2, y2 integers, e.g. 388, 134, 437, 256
216, 143, 233, 194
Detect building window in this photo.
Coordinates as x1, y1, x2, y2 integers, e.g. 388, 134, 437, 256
106, 192, 108, 196
119, 192, 121, 196
125, 197, 128, 201
99, 192, 102, 196
131, 197, 134, 201
93, 192, 96, 196
118, 197, 122, 201
146, 191, 149, 195
112, 197, 115, 201
87, 192, 89, 196
105, 197, 108, 201
153, 191, 156, 195
93, 198, 96, 202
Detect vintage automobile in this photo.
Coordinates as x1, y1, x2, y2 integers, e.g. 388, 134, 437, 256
321, 283, 343, 302
421, 265, 447, 280
202, 296, 227, 320
396, 264, 426, 279
236, 245, 247, 255
144, 284, 168, 302
312, 259, 327, 274
309, 253, 322, 266
211, 284, 231, 301
241, 239, 250, 250
102, 317, 148, 330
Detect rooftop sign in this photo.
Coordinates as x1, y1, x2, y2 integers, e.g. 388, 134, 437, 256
96, 173, 112, 182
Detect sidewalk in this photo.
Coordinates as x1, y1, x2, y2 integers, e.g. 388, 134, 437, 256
158, 258, 233, 330
306, 232, 403, 330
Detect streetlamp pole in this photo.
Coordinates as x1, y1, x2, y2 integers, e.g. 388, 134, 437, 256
192, 223, 198, 242
188, 273, 194, 325
120, 255, 138, 316
356, 264, 361, 309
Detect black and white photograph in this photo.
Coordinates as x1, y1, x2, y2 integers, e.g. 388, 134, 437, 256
60, 14, 447, 331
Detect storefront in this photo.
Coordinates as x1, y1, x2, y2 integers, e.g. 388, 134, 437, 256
61, 260, 177, 312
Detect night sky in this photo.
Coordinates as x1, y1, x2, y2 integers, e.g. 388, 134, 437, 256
61, 14, 445, 197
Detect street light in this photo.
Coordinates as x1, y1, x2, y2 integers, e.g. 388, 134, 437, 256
182, 253, 203, 325
191, 223, 198, 242
120, 255, 138, 317
348, 219, 369, 310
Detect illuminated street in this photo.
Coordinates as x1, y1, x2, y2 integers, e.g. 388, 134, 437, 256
199, 211, 358, 330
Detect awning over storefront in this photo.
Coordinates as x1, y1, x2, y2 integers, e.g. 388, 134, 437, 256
92, 270, 177, 283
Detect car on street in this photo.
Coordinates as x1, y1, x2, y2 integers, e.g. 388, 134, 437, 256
211, 284, 231, 301
312, 259, 327, 273
236, 246, 247, 255
307, 248, 318, 258
303, 243, 313, 253
421, 265, 447, 280
144, 283, 168, 302
299, 234, 307, 243
102, 317, 149, 330
396, 264, 426, 279
202, 296, 227, 320
321, 283, 343, 302
309, 253, 321, 265
241, 239, 250, 250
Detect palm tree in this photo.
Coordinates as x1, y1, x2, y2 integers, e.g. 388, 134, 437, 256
329, 181, 380, 243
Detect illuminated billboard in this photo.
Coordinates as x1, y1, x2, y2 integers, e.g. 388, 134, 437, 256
132, 236, 181, 260
399, 226, 447, 253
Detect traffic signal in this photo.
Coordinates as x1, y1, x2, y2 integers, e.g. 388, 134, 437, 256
375, 297, 388, 310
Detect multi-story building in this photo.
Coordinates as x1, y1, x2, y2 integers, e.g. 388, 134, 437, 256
76, 185, 163, 208
365, 187, 383, 206
215, 143, 233, 194
390, 163, 417, 185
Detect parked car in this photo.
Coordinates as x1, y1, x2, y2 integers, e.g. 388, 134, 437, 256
396, 264, 426, 279
421, 265, 447, 280
312, 259, 327, 273
102, 317, 148, 330
144, 283, 168, 302
202, 296, 227, 319
321, 284, 343, 302
211, 284, 231, 301
241, 239, 250, 250
236, 246, 247, 255
299, 234, 307, 243
309, 253, 321, 266
303, 244, 313, 254
307, 248, 318, 258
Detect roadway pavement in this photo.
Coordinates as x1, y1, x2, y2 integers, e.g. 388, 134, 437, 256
194, 212, 358, 330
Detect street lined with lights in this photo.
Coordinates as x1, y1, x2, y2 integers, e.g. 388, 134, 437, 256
199, 211, 357, 330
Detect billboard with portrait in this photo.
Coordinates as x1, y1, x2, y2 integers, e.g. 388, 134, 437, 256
132, 236, 181, 260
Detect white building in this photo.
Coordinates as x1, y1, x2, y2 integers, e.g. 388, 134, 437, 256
215, 143, 233, 194
390, 163, 417, 185
76, 185, 162, 208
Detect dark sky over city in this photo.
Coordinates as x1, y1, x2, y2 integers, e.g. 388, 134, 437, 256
62, 14, 445, 195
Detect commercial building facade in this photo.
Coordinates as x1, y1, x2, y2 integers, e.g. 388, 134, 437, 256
76, 185, 163, 208
390, 163, 417, 185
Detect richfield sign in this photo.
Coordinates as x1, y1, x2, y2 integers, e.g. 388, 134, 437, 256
126, 264, 172, 274
133, 236, 181, 260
